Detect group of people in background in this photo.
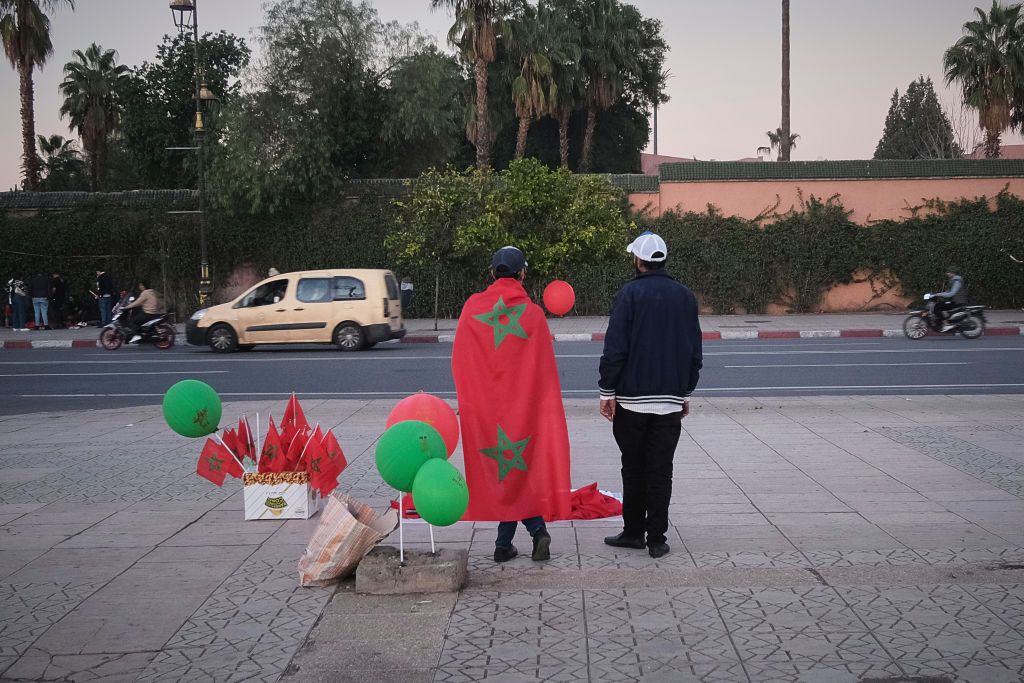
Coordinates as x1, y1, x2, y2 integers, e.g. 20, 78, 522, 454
4, 268, 116, 330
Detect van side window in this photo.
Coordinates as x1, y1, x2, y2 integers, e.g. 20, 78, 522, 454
384, 274, 400, 300
237, 279, 288, 308
297, 278, 333, 303
333, 276, 366, 301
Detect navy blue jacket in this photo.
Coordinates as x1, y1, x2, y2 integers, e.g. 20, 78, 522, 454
598, 270, 703, 409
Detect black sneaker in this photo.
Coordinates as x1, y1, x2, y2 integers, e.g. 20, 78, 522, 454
494, 545, 518, 563
604, 532, 646, 549
531, 530, 551, 561
648, 542, 670, 559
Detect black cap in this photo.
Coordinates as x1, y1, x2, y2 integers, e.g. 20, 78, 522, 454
491, 246, 527, 277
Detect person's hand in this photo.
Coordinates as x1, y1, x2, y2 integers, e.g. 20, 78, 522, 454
600, 398, 616, 422
681, 400, 690, 420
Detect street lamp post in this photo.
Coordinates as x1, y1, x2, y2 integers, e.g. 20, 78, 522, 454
170, 0, 214, 305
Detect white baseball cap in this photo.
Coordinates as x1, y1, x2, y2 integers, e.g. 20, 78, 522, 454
626, 231, 668, 262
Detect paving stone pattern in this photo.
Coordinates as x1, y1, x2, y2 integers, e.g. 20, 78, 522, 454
3, 395, 1024, 682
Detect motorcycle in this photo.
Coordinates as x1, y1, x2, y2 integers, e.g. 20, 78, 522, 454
903, 293, 986, 340
99, 295, 176, 350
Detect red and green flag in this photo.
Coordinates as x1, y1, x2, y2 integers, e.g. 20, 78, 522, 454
308, 429, 347, 495
237, 417, 256, 466
258, 416, 287, 473
197, 438, 243, 486
451, 277, 572, 522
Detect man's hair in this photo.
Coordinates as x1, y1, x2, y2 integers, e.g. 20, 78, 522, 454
493, 268, 524, 279
138, 280, 148, 289
638, 258, 666, 270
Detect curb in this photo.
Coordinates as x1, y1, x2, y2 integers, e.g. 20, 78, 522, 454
398, 327, 1024, 344
3, 326, 1022, 349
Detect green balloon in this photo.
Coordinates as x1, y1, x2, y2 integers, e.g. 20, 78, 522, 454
162, 379, 222, 438
375, 420, 446, 492
411, 458, 469, 527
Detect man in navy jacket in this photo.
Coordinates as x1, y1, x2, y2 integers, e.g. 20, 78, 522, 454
598, 231, 702, 558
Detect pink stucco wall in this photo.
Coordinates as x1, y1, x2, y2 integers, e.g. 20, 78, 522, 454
629, 176, 1024, 312
630, 177, 1024, 223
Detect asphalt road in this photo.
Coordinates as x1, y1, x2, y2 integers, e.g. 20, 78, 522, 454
3, 335, 1024, 416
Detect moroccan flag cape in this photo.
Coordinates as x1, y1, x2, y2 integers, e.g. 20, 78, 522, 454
197, 438, 243, 486
452, 277, 571, 522
258, 416, 287, 473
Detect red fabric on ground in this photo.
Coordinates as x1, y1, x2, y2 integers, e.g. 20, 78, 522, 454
569, 483, 623, 520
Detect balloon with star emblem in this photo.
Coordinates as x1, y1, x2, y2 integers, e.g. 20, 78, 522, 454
386, 393, 460, 456
412, 458, 469, 526
163, 379, 222, 438
375, 420, 446, 491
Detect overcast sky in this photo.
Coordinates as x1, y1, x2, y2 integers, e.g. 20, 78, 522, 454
2, 0, 1021, 190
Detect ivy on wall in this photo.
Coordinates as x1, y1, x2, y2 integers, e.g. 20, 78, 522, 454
3, 175, 1023, 320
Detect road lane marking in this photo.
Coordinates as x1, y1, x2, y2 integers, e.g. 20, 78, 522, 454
18, 384, 1024, 400
723, 362, 971, 368
694, 383, 1024, 392
1, 346, 1023, 367
0, 370, 228, 377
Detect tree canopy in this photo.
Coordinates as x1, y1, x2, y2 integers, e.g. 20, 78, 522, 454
874, 77, 962, 160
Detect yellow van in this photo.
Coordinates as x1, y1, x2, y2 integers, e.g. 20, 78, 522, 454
186, 269, 406, 352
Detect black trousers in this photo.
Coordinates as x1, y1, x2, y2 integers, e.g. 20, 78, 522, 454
612, 407, 682, 545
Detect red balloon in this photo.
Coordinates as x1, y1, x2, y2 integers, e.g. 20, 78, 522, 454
543, 280, 575, 317
386, 393, 460, 456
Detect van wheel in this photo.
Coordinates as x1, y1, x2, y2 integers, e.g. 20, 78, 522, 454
208, 324, 238, 353
333, 322, 364, 351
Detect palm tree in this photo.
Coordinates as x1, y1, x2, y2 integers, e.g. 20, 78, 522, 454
779, 0, 792, 161
0, 0, 75, 191
507, 2, 576, 160
36, 133, 83, 190
578, 0, 639, 172
58, 43, 129, 190
767, 127, 799, 161
433, 0, 512, 170
944, 0, 1024, 158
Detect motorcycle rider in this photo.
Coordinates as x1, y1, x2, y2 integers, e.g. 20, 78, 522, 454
122, 280, 162, 343
932, 266, 969, 332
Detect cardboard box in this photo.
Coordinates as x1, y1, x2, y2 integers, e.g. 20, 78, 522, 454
243, 472, 321, 520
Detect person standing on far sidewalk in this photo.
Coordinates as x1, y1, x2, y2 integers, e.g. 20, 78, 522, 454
6, 276, 29, 331
50, 272, 67, 329
94, 269, 114, 325
599, 231, 703, 559
29, 272, 52, 330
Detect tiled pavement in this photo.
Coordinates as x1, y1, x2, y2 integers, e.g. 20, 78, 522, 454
2, 396, 1024, 681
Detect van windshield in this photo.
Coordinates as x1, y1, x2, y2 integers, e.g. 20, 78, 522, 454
237, 279, 288, 308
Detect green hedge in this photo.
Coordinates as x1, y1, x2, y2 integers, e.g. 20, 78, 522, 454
3, 182, 1023, 321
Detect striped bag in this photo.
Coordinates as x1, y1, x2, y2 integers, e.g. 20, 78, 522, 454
298, 491, 398, 587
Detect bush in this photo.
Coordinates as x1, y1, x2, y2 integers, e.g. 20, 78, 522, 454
4, 182, 1023, 322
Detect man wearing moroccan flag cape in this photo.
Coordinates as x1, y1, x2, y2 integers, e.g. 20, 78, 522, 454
452, 246, 571, 563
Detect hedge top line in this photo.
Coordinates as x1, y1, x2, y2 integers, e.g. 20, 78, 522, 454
657, 159, 1024, 182
4, 160, 1023, 209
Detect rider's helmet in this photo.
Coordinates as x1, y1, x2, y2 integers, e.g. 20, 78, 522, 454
946, 265, 960, 276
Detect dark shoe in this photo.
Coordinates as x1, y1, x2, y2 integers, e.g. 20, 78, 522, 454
648, 542, 670, 559
604, 532, 646, 549
494, 545, 518, 563
531, 530, 551, 561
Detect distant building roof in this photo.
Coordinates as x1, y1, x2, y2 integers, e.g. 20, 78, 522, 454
969, 144, 1024, 160
641, 153, 695, 175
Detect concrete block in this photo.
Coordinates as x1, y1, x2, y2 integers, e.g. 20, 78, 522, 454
355, 546, 467, 595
